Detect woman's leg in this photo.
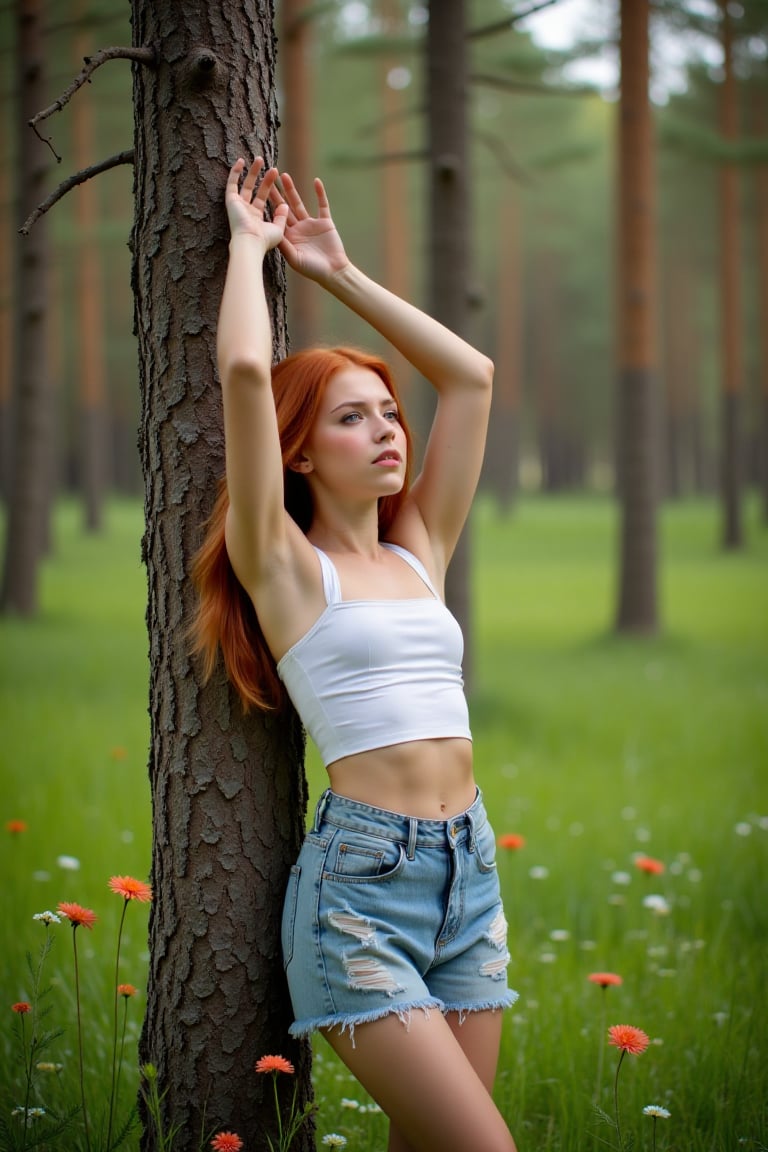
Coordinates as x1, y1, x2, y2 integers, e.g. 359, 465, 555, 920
322, 1009, 517, 1152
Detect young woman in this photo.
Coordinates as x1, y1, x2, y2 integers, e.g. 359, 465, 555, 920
193, 156, 519, 1152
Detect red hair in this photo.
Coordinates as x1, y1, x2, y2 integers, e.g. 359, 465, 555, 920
190, 347, 414, 712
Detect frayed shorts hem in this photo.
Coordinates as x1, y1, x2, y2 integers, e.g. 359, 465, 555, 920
288, 989, 519, 1046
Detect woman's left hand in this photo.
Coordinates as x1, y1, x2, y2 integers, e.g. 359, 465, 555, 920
269, 172, 350, 284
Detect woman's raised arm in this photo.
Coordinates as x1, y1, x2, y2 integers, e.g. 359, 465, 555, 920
216, 158, 291, 584
272, 172, 493, 574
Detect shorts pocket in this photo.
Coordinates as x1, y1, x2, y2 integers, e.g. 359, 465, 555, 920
473, 820, 498, 873
324, 829, 405, 883
281, 864, 301, 968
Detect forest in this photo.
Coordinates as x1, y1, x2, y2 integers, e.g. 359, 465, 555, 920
1, 3, 767, 1151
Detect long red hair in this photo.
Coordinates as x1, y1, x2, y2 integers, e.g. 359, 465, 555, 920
190, 346, 414, 712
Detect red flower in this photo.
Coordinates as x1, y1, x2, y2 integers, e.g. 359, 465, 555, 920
210, 1133, 243, 1152
12, 1002, 32, 1014
497, 833, 526, 850
118, 984, 137, 998
6, 820, 28, 834
608, 1024, 650, 1055
635, 855, 665, 876
57, 902, 98, 930
255, 1054, 295, 1075
588, 972, 623, 989
108, 875, 153, 903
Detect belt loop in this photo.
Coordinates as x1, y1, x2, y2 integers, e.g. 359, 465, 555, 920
467, 807, 476, 853
406, 817, 418, 861
313, 789, 331, 834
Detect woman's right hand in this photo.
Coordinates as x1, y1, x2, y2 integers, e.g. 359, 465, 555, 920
269, 172, 350, 284
225, 157, 288, 251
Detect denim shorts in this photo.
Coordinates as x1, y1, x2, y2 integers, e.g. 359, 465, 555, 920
281, 788, 518, 1041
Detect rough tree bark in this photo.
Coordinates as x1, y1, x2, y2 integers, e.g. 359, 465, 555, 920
615, 0, 659, 634
130, 2, 312, 1147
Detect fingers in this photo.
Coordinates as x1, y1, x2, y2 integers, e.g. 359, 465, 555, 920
266, 171, 332, 225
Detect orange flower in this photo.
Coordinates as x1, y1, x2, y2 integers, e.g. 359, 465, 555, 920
58, 902, 98, 930
118, 984, 137, 998
110, 746, 128, 760
635, 855, 665, 876
589, 972, 623, 988
608, 1024, 650, 1055
108, 876, 153, 903
12, 1002, 32, 1014
6, 819, 28, 834
255, 1054, 295, 1075
210, 1134, 243, 1152
497, 833, 526, 850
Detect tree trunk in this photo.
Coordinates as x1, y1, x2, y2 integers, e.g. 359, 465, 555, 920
279, 0, 319, 351
131, 3, 312, 1148
615, 0, 658, 634
755, 86, 768, 523
427, 0, 474, 687
718, 0, 743, 549
74, 9, 107, 532
0, 0, 53, 616
484, 188, 520, 512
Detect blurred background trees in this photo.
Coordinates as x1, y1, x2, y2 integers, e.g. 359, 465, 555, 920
1, 0, 767, 606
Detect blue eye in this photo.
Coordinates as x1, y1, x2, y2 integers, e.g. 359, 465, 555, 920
341, 412, 362, 423
385, 410, 399, 421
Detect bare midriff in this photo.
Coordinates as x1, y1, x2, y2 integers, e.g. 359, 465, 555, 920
326, 737, 476, 821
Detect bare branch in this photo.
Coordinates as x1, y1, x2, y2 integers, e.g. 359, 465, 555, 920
469, 0, 560, 40
19, 150, 134, 236
29, 46, 156, 130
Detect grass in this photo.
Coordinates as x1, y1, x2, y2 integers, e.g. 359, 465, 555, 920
1, 494, 766, 1150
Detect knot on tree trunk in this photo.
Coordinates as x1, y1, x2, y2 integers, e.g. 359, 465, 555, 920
185, 47, 222, 91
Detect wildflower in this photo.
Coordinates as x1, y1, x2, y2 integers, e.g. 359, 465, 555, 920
118, 983, 137, 998
6, 819, 28, 834
608, 1025, 650, 1148
210, 1133, 244, 1152
635, 855, 665, 876
58, 901, 98, 929
57, 854, 81, 871
643, 894, 671, 916
340, 1099, 359, 1109
644, 1103, 671, 1151
611, 871, 632, 886
609, 1024, 650, 1056
36, 1061, 64, 1073
497, 833, 525, 850
33, 910, 61, 925
12, 1002, 32, 1014
111, 746, 128, 760
529, 865, 549, 880
322, 1137, 348, 1148
255, 1054, 295, 1075
550, 929, 570, 942
589, 972, 623, 988
109, 875, 153, 902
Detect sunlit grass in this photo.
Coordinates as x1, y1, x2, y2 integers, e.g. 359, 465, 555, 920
1, 494, 766, 1149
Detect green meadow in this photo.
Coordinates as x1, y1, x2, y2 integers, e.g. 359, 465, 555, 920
1, 496, 766, 1150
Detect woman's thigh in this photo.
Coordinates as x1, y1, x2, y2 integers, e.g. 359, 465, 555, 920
322, 1009, 517, 1152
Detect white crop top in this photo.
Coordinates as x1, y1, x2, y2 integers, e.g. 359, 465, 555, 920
276, 543, 472, 767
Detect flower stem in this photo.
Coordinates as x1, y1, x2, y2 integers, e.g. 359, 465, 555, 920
594, 989, 607, 1101
613, 1049, 626, 1151
71, 927, 92, 1152
106, 899, 129, 1150
20, 1013, 31, 1152
273, 1072, 285, 1151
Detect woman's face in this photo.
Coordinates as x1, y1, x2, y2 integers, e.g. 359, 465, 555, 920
297, 367, 407, 502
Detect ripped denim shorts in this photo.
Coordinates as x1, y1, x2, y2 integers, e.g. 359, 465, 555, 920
281, 788, 518, 1042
